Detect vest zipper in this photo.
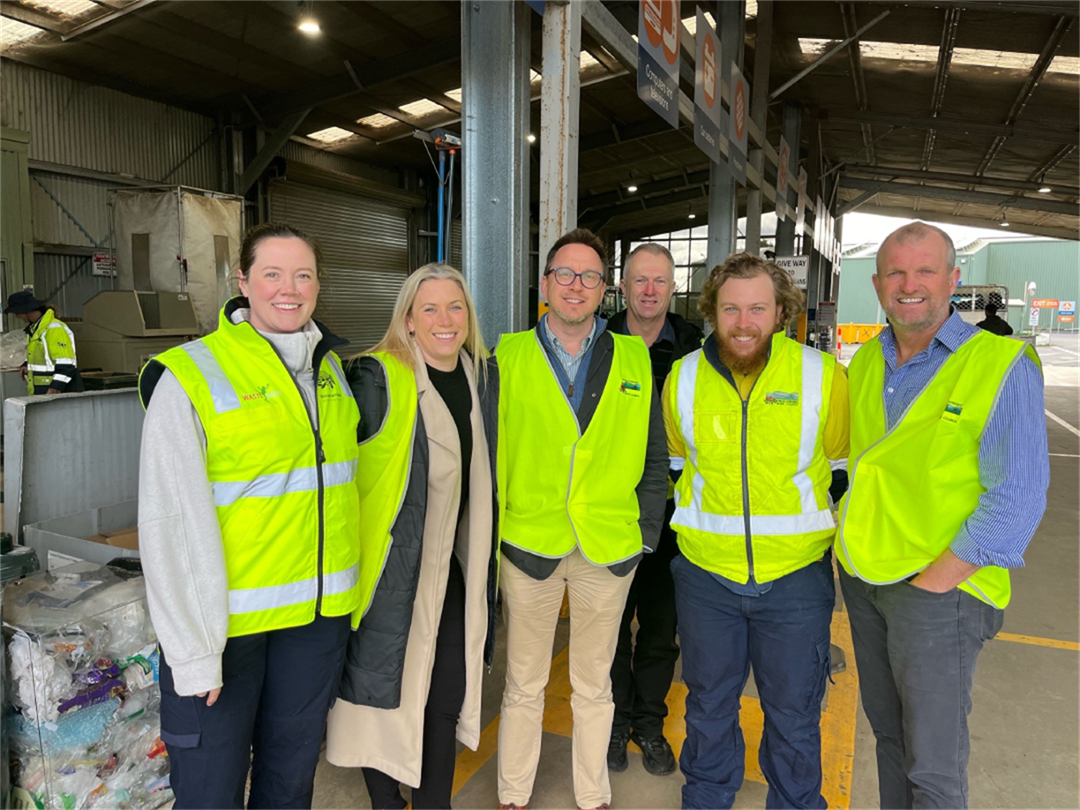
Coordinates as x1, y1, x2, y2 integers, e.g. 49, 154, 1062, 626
740, 397, 754, 581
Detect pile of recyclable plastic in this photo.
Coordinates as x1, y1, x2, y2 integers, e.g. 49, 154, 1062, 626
3, 561, 172, 809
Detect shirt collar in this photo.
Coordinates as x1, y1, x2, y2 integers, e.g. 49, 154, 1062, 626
878, 306, 970, 365
621, 312, 676, 345
541, 312, 606, 355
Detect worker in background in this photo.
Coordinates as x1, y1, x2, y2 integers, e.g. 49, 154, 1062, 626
975, 302, 1014, 336
5, 290, 83, 394
495, 228, 668, 810
138, 223, 362, 808
326, 263, 499, 810
605, 243, 702, 778
837, 222, 1048, 809
665, 253, 849, 810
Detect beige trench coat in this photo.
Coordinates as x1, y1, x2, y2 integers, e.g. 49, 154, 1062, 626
325, 347, 494, 788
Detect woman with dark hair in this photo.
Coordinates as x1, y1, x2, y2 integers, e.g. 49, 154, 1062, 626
137, 222, 362, 808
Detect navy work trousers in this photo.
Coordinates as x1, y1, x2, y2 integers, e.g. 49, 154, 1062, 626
159, 614, 351, 809
671, 552, 835, 810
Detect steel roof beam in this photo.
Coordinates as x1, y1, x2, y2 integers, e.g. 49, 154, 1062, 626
239, 109, 311, 194
922, 6, 960, 171
0, 2, 66, 33
976, 15, 1074, 175
839, 3, 876, 166
819, 111, 1078, 145
861, 205, 1079, 241
61, 0, 155, 41
1027, 144, 1077, 185
841, 176, 1079, 216
845, 164, 1080, 197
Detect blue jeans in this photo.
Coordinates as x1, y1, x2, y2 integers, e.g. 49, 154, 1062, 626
671, 553, 835, 810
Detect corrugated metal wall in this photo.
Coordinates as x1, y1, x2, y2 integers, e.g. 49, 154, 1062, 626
836, 258, 883, 325
0, 61, 218, 188
34, 253, 113, 319
280, 141, 402, 190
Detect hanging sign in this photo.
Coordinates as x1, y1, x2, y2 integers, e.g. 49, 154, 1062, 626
728, 61, 749, 185
92, 251, 116, 277
638, 0, 681, 128
775, 255, 809, 290
796, 168, 808, 233
692, 8, 721, 162
775, 136, 791, 221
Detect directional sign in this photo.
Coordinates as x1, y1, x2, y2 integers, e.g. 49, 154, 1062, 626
728, 61, 749, 185
1029, 306, 1041, 326
692, 7, 721, 162
1031, 298, 1060, 308
1059, 315, 1075, 323
638, 0, 681, 128
775, 255, 809, 289
796, 167, 807, 232
776, 136, 790, 221
1060, 300, 1076, 315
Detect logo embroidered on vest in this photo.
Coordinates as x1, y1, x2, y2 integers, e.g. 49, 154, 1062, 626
620, 379, 642, 397
241, 385, 281, 402
765, 391, 799, 406
942, 401, 963, 423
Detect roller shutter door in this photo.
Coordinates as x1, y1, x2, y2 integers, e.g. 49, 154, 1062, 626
269, 179, 409, 352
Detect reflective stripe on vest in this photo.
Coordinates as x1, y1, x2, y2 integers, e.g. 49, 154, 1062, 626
143, 302, 362, 637
837, 331, 1038, 608
496, 329, 653, 565
670, 334, 836, 584
26, 311, 76, 393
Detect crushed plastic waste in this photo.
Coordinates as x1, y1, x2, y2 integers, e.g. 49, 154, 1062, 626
3, 562, 172, 810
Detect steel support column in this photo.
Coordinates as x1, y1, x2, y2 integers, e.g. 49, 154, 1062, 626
461, 0, 531, 341
745, 0, 773, 255
806, 124, 824, 336
707, 0, 744, 273
775, 102, 802, 256
538, 0, 582, 276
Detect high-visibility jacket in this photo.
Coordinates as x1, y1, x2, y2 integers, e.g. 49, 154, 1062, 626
495, 329, 652, 565
26, 309, 77, 395
668, 333, 837, 583
141, 303, 362, 637
837, 330, 1040, 608
351, 351, 417, 625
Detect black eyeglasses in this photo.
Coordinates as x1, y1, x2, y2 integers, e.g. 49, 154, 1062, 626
546, 267, 604, 289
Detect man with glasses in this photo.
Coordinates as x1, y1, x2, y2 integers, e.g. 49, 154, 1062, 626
605, 244, 702, 777
495, 228, 668, 810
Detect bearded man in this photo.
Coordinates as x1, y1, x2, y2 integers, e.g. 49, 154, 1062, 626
662, 253, 849, 810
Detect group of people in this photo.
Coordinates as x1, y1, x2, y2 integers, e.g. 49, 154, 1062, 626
135, 218, 1048, 810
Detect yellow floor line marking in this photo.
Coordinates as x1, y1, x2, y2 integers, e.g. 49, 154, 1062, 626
454, 608, 861, 806
996, 632, 1080, 651
1045, 409, 1080, 438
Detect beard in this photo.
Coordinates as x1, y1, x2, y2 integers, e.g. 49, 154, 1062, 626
718, 330, 772, 375
883, 300, 950, 333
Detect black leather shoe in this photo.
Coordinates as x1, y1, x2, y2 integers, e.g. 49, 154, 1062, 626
607, 730, 630, 772
631, 732, 676, 776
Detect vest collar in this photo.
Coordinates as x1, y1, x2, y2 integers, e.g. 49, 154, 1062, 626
221, 296, 349, 360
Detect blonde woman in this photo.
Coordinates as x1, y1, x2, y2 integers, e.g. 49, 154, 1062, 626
326, 264, 499, 810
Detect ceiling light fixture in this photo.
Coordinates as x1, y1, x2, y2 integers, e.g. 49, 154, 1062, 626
688, 213, 697, 219
1038, 185, 1052, 193
628, 185, 638, 193
999, 220, 1010, 227
298, 0, 317, 34
527, 133, 536, 143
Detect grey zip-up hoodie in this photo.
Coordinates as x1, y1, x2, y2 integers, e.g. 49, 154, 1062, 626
137, 309, 321, 696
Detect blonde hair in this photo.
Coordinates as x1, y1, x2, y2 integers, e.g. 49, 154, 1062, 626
698, 252, 805, 331
364, 263, 489, 380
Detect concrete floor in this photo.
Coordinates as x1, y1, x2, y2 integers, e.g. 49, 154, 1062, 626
312, 332, 1080, 810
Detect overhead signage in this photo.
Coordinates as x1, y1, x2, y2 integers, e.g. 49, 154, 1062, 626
814, 195, 824, 253
796, 168, 807, 233
728, 61, 749, 185
1031, 298, 1059, 308
692, 8, 721, 163
1059, 300, 1075, 315
638, 0, 681, 128
775, 136, 791, 221
1029, 306, 1041, 326
774, 255, 809, 290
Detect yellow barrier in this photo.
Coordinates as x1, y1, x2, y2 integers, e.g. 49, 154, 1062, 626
837, 323, 885, 344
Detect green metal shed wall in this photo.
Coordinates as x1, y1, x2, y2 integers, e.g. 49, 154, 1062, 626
985, 240, 1080, 332
837, 258, 882, 324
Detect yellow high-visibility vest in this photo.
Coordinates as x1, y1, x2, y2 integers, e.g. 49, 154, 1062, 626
142, 303, 361, 637
837, 330, 1040, 608
26, 308, 77, 394
668, 333, 837, 583
495, 329, 652, 565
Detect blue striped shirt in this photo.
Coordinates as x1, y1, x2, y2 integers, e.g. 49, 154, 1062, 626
539, 313, 605, 412
875, 309, 1049, 568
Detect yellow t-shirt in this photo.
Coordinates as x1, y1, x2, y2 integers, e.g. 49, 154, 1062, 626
664, 353, 850, 462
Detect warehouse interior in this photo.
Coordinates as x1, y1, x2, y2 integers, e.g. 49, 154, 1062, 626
0, 1, 1077, 808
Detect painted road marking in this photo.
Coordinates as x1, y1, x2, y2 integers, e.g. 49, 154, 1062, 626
453, 608, 861, 808
996, 632, 1080, 652
1045, 410, 1080, 438
1049, 453, 1080, 458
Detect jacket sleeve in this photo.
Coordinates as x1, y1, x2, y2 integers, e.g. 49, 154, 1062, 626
44, 324, 77, 392
636, 379, 669, 553
137, 370, 229, 696
347, 356, 390, 441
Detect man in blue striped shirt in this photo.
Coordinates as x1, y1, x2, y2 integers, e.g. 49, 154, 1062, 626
837, 221, 1048, 809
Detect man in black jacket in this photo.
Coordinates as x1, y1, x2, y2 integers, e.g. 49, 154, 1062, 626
606, 243, 703, 777
976, 303, 1014, 336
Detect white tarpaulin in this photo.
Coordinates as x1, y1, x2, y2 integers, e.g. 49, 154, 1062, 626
113, 188, 241, 335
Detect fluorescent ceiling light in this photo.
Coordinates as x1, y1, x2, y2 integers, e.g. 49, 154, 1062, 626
445, 88, 463, 103
683, 12, 716, 37
688, 213, 697, 219
356, 113, 399, 129
299, 19, 320, 35
306, 127, 355, 144
398, 98, 445, 117
628, 185, 638, 193
1039, 185, 1053, 193
0, 17, 45, 50
999, 221, 1010, 227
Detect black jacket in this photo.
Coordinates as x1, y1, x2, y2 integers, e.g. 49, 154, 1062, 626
605, 310, 704, 394
337, 355, 500, 710
500, 328, 669, 580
